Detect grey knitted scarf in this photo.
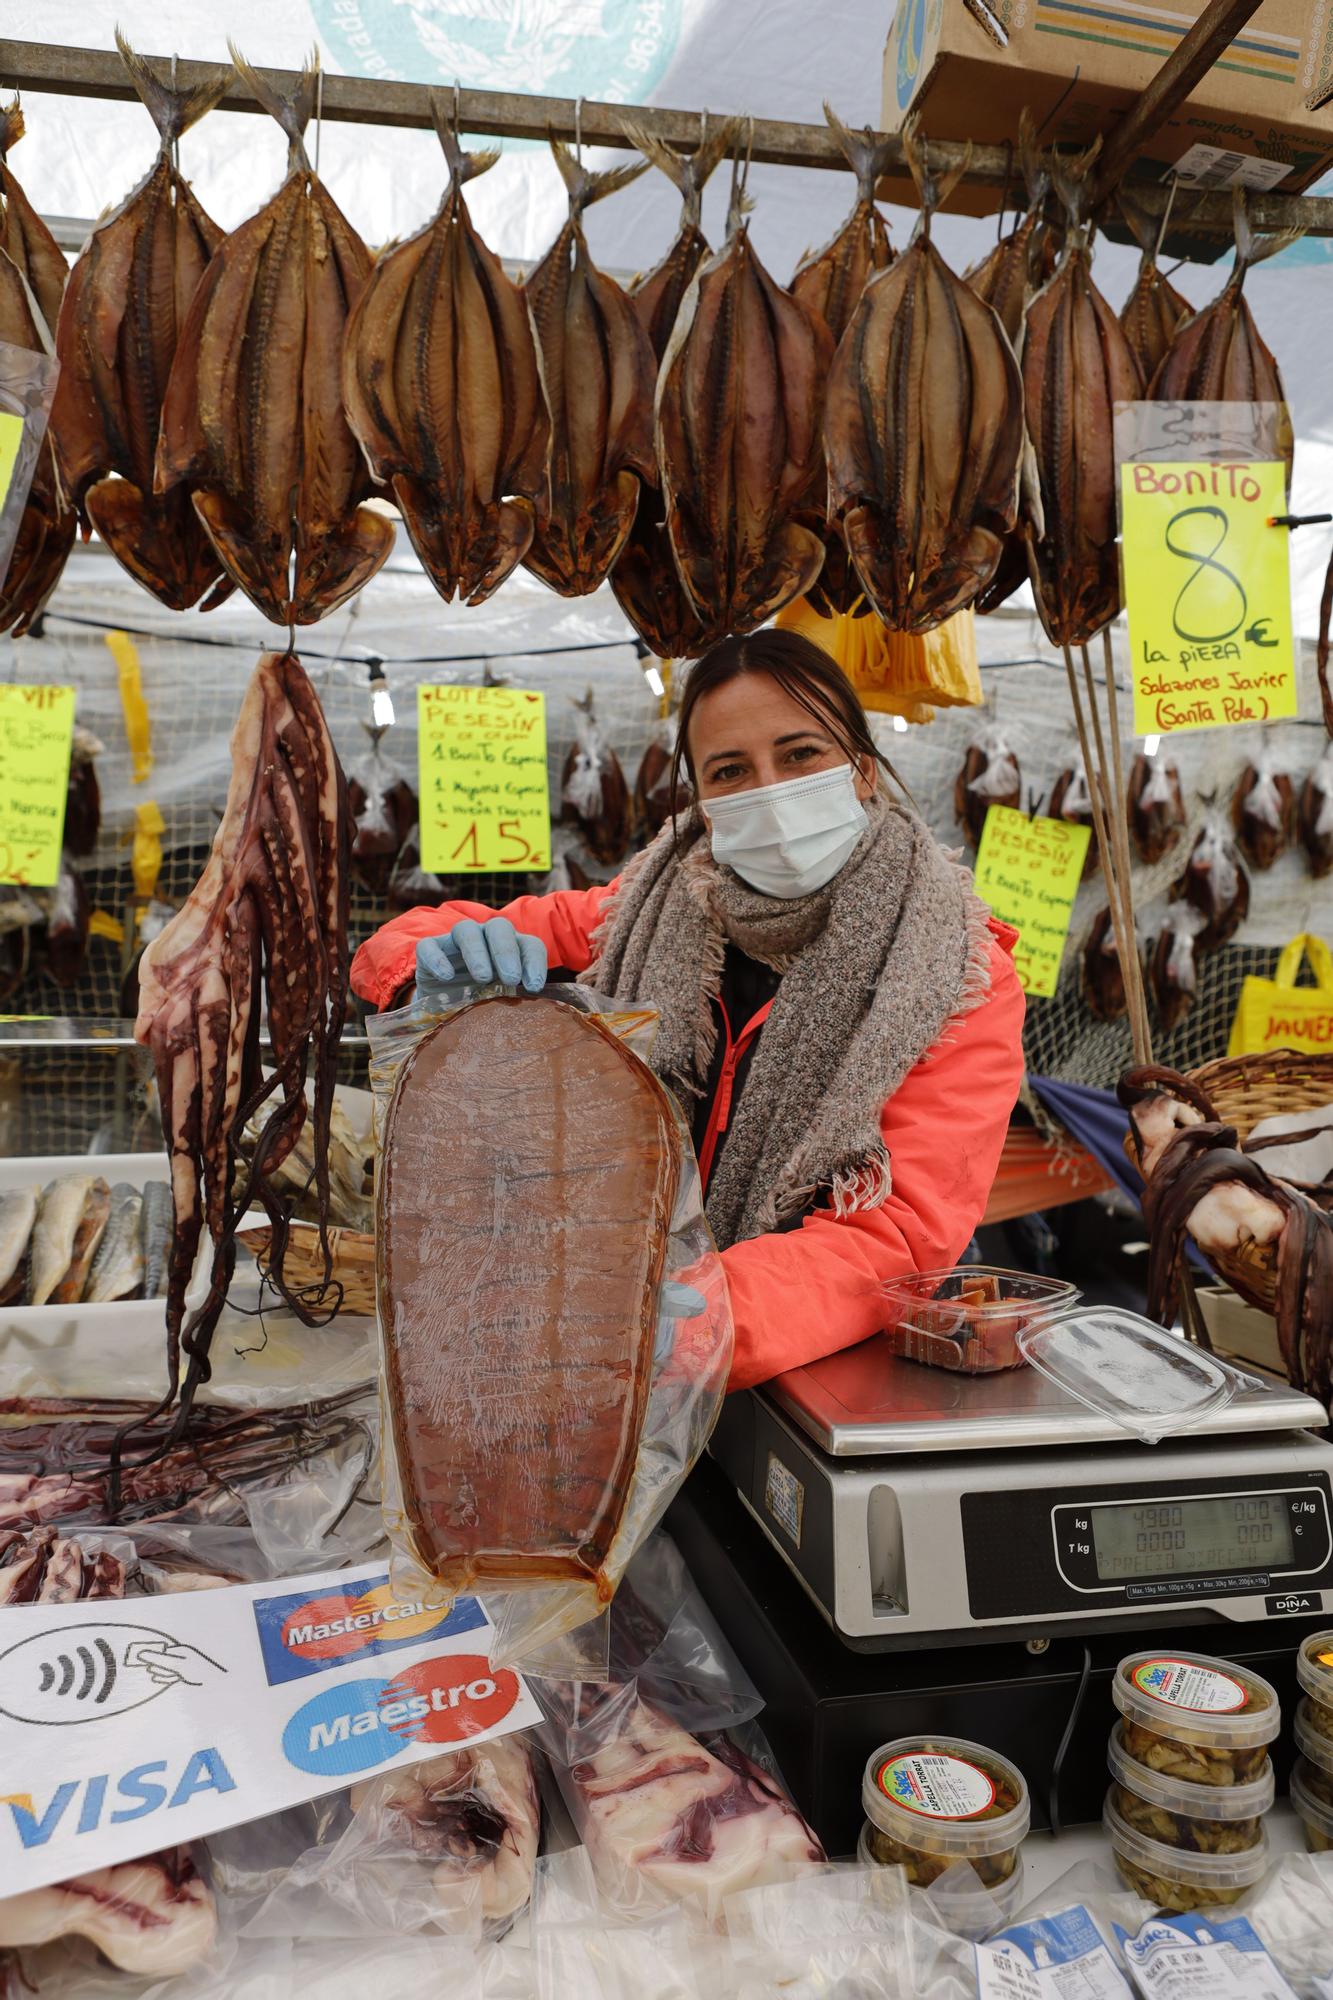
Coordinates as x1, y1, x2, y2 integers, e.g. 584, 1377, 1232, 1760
588, 792, 995, 1249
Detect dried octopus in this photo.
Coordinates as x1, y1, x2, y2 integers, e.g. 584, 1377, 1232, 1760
131, 651, 349, 1448
1121, 1066, 1333, 1409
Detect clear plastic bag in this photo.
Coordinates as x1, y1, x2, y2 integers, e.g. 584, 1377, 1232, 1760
366, 984, 732, 1675
0, 1844, 227, 1993
725, 1863, 910, 1998
0, 336, 58, 595
531, 1847, 730, 1998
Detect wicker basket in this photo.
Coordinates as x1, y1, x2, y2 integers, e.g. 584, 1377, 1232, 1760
1183, 1049, 1333, 1314
236, 1222, 375, 1318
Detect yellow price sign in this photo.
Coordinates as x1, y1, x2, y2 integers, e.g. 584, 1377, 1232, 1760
973, 806, 1091, 999
0, 683, 75, 887
1121, 460, 1297, 736
418, 683, 551, 875
0, 411, 24, 509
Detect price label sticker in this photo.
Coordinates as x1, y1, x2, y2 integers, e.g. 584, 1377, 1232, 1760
417, 684, 551, 875
0, 683, 75, 887
0, 411, 24, 508
1121, 460, 1297, 735
972, 806, 1090, 999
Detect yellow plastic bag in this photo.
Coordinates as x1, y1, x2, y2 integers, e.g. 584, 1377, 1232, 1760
774, 597, 982, 717
1228, 932, 1333, 1057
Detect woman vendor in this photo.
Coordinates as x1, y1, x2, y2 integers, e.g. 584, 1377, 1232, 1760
352, 631, 1025, 1391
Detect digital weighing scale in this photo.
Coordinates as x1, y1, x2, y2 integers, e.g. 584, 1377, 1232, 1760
707, 1339, 1333, 1650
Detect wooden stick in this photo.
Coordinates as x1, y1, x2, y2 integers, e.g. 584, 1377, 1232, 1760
1080, 639, 1150, 1063
1062, 643, 1132, 1010
1101, 626, 1154, 1065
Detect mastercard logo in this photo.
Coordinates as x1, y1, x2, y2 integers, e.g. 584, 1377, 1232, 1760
281, 1584, 445, 1662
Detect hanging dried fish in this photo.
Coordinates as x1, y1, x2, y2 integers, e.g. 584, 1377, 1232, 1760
39, 855, 89, 988
562, 690, 631, 867
825, 127, 1023, 634
343, 102, 549, 607
50, 37, 233, 613
954, 723, 1020, 851
633, 714, 680, 841
522, 141, 655, 597
1116, 190, 1192, 387
1149, 192, 1297, 466
63, 726, 103, 859
1231, 749, 1295, 871
1048, 763, 1098, 878
964, 114, 1049, 348
1149, 901, 1209, 1035
1127, 750, 1185, 865
157, 52, 394, 625
1298, 743, 1333, 879
347, 725, 417, 899
657, 147, 833, 634
1022, 153, 1143, 647
1176, 818, 1249, 950
1083, 907, 1127, 1022
609, 118, 737, 658
0, 110, 73, 639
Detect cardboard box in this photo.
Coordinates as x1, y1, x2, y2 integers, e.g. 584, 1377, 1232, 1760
881, 0, 1333, 258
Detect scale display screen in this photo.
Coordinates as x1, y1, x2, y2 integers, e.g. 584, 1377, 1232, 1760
1090, 1495, 1295, 1581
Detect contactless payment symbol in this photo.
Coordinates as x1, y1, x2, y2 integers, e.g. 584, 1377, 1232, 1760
0, 1622, 224, 1726
282, 1654, 521, 1779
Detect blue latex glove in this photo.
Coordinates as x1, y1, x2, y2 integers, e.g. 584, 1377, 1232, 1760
415, 917, 547, 995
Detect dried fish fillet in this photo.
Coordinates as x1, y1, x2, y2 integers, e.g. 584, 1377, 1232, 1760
344, 101, 549, 607
1117, 190, 1192, 388
0, 103, 66, 340
522, 141, 655, 597
824, 129, 1023, 633
609, 119, 737, 658
157, 51, 393, 624
964, 116, 1050, 348
377, 997, 679, 1595
657, 160, 832, 634
51, 36, 232, 611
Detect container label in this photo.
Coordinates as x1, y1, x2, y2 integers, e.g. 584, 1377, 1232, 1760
877, 1751, 996, 1820
763, 1453, 803, 1549
1169, 144, 1292, 193
1117, 1912, 1298, 1999
1131, 1658, 1248, 1713
977, 1906, 1132, 2000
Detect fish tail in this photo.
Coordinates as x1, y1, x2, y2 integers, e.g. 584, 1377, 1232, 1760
1118, 188, 1156, 260
549, 134, 647, 219
822, 103, 896, 204
624, 114, 738, 219
1018, 107, 1049, 208
428, 92, 500, 186
115, 31, 231, 145
902, 117, 971, 236
0, 99, 24, 159
1232, 184, 1303, 276
229, 42, 318, 170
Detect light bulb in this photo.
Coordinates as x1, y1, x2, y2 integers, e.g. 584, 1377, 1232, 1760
643, 663, 665, 700
892, 713, 908, 734
1143, 733, 1160, 756
371, 684, 395, 728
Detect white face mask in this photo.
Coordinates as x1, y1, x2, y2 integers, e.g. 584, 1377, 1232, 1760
704, 763, 869, 899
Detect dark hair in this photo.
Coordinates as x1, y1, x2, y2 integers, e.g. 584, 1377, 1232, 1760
667, 629, 897, 820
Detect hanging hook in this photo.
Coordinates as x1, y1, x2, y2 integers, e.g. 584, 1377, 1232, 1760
170, 53, 179, 175
453, 76, 461, 137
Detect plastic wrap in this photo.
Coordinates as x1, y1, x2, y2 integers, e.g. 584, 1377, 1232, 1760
0, 1847, 219, 1980
1128, 750, 1186, 865
1177, 817, 1250, 950
532, 1849, 729, 1999
1232, 750, 1295, 871
0, 336, 58, 598
347, 727, 418, 898
1148, 901, 1210, 1034
725, 1864, 908, 1998
561, 691, 631, 866
367, 986, 731, 1670
953, 724, 1020, 848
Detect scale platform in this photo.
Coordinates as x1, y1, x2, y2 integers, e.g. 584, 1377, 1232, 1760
709, 1338, 1333, 1651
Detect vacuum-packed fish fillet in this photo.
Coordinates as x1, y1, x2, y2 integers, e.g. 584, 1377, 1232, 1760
378, 997, 679, 1594
350, 1732, 540, 1926
0, 1848, 215, 1975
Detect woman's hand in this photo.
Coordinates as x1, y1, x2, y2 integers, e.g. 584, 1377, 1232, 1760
415, 918, 547, 995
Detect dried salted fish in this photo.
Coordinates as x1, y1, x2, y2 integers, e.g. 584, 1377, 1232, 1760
1299, 743, 1333, 879
790, 105, 896, 618
50, 37, 233, 612
609, 118, 737, 658
1232, 750, 1295, 871
1177, 818, 1249, 950
1128, 750, 1186, 865
1149, 902, 1209, 1036
343, 102, 549, 607
1117, 190, 1192, 387
1022, 155, 1143, 647
63, 725, 103, 858
347, 725, 417, 899
1083, 908, 1127, 1023
633, 715, 679, 840
0, 1186, 37, 1305
824, 128, 1023, 634
562, 689, 631, 866
964, 115, 1050, 348
657, 153, 832, 633
86, 1183, 146, 1303
522, 140, 654, 597
1149, 189, 1297, 479
39, 853, 89, 988
0, 109, 73, 639
954, 723, 1020, 850
1049, 764, 1098, 878
28, 1177, 110, 1307
157, 52, 393, 624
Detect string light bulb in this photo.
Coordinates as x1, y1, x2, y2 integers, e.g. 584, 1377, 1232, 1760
367, 659, 395, 729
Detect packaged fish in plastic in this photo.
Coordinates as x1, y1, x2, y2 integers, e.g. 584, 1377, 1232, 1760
0, 1845, 218, 1976
1299, 743, 1333, 879
1128, 749, 1185, 865
562, 690, 632, 866
1148, 901, 1210, 1035
347, 726, 418, 899
954, 724, 1020, 850
1232, 749, 1295, 871
1082, 907, 1128, 1022
1048, 763, 1098, 878
1176, 818, 1250, 950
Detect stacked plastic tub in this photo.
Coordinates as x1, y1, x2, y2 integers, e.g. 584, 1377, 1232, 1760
1291, 1630, 1333, 1853
858, 1734, 1031, 1927
1104, 1650, 1280, 1912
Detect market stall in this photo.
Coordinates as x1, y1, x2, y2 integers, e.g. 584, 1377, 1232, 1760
0, 0, 1332, 1993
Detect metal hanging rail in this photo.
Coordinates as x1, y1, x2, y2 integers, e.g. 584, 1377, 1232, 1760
3, 28, 1333, 235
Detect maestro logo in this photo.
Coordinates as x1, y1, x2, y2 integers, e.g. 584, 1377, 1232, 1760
311, 0, 682, 107
252, 1573, 485, 1685
281, 1654, 521, 1778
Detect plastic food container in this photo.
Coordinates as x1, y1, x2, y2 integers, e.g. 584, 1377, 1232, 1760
1296, 1630, 1333, 1746
861, 1736, 1030, 1889
1106, 1722, 1273, 1852
1112, 1651, 1279, 1788
1291, 1757, 1333, 1852
1103, 1792, 1268, 1911
879, 1267, 1078, 1374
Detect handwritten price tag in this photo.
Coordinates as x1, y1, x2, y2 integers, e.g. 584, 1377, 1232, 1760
973, 806, 1091, 999
1121, 460, 1297, 735
417, 684, 551, 875
0, 684, 75, 887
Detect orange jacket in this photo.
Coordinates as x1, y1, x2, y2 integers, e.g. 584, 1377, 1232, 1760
351, 886, 1026, 1391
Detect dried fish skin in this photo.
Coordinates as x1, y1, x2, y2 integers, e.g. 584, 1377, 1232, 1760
51, 37, 232, 612
522, 140, 656, 597
0, 102, 67, 342
0, 147, 73, 638
1117, 194, 1192, 388
343, 103, 549, 608
1023, 241, 1142, 647
825, 137, 1024, 634
657, 188, 833, 635
156, 52, 393, 625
